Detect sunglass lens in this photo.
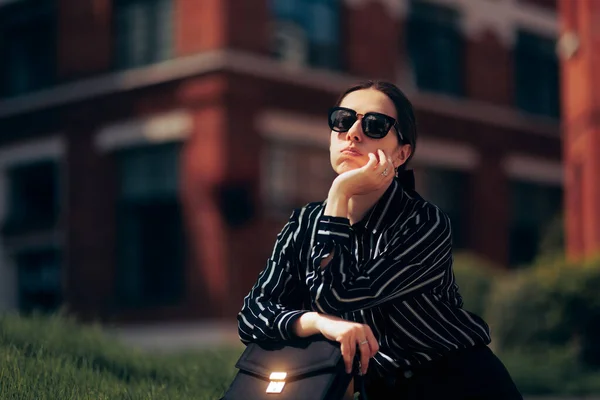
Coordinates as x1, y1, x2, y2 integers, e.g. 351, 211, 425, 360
362, 114, 390, 138
330, 109, 355, 132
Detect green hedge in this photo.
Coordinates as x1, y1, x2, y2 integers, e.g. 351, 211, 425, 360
486, 256, 600, 365
452, 252, 502, 318
453, 253, 600, 395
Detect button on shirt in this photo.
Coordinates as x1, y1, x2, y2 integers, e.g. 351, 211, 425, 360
238, 178, 491, 376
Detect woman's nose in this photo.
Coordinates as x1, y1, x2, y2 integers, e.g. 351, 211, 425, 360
345, 120, 363, 142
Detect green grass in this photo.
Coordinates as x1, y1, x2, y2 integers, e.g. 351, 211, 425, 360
3, 312, 600, 398
0, 312, 242, 400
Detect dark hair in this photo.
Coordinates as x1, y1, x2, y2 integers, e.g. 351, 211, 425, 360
335, 80, 417, 171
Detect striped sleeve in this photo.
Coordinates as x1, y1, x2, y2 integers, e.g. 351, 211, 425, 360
308, 206, 452, 314
237, 209, 309, 344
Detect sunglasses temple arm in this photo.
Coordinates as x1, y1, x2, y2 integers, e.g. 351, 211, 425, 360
394, 123, 404, 142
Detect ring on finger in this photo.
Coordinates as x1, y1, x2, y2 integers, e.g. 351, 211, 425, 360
359, 340, 369, 346
381, 168, 388, 177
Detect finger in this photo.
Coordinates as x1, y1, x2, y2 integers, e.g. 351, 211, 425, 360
367, 333, 379, 359
377, 149, 387, 167
376, 150, 392, 178
357, 338, 370, 375
363, 325, 379, 358
340, 338, 354, 374
347, 336, 357, 374
365, 153, 378, 169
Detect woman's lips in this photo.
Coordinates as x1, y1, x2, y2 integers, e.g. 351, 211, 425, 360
341, 148, 362, 156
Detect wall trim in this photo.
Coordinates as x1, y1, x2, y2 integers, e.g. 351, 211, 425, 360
1, 50, 559, 138
503, 154, 563, 185
0, 136, 65, 168
412, 138, 480, 170
95, 110, 193, 152
344, 0, 557, 46
257, 110, 329, 148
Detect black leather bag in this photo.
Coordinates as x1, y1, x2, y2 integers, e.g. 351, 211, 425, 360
221, 337, 363, 400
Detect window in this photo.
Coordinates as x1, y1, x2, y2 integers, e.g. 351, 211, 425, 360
417, 167, 470, 249
515, 30, 560, 118
0, 0, 56, 97
2, 160, 60, 235
115, 144, 185, 307
270, 0, 340, 69
16, 248, 62, 314
1, 159, 62, 314
262, 142, 334, 215
263, 142, 297, 213
407, 0, 464, 96
509, 181, 562, 266
113, 0, 174, 70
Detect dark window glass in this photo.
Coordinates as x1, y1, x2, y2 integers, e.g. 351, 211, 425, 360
515, 30, 560, 118
16, 248, 62, 314
113, 0, 174, 69
407, 0, 464, 96
509, 181, 562, 266
115, 144, 185, 307
0, 0, 56, 97
418, 167, 470, 250
3, 160, 59, 234
271, 0, 340, 70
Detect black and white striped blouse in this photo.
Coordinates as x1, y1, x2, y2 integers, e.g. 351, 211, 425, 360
238, 178, 491, 376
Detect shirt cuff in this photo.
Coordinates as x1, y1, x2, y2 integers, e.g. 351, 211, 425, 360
274, 310, 310, 340
316, 216, 352, 252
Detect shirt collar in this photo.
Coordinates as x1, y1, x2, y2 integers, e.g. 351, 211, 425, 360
354, 178, 406, 234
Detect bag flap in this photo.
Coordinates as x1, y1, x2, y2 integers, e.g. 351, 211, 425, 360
235, 337, 343, 379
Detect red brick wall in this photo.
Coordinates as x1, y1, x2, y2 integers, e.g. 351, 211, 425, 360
343, 2, 400, 80
176, 0, 226, 55
224, 0, 270, 54
465, 30, 513, 106
63, 105, 117, 319
0, 0, 566, 321
560, 0, 600, 260
57, 0, 112, 79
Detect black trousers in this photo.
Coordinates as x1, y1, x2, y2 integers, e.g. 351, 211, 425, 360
363, 345, 523, 400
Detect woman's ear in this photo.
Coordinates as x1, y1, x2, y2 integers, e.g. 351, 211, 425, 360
393, 144, 412, 169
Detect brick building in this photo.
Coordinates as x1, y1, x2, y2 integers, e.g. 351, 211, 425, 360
558, 0, 600, 261
0, 0, 562, 322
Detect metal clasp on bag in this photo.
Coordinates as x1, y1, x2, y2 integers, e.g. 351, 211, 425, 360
266, 372, 287, 394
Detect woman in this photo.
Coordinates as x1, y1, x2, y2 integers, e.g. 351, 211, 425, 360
238, 81, 522, 399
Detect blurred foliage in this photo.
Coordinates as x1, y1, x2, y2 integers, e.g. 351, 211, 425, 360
537, 212, 565, 260
487, 255, 600, 366
453, 250, 600, 395
452, 252, 503, 318
500, 345, 600, 395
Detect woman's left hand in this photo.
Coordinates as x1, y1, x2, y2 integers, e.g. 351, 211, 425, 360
331, 149, 394, 198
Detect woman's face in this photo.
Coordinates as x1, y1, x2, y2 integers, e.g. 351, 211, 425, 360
330, 88, 411, 175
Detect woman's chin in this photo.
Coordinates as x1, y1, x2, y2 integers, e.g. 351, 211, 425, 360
335, 163, 362, 175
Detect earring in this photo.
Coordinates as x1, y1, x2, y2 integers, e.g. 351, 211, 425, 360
395, 167, 399, 178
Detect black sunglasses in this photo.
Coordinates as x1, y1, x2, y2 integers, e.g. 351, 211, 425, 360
328, 106, 404, 141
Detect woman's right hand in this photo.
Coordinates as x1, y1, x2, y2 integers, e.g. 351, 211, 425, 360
315, 314, 379, 375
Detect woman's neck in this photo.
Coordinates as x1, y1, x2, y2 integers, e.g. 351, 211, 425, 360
347, 181, 392, 225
